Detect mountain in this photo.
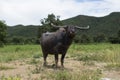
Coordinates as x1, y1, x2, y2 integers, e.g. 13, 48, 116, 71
62, 12, 120, 37
7, 12, 120, 39
7, 25, 40, 38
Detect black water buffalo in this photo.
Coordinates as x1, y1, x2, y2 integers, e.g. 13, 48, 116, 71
40, 24, 89, 68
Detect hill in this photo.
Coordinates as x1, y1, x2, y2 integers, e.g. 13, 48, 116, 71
62, 12, 120, 37
7, 25, 40, 39
7, 12, 120, 39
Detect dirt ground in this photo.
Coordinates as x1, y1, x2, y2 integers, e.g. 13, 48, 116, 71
0, 57, 120, 80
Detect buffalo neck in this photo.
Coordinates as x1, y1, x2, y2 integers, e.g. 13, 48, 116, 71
63, 34, 74, 46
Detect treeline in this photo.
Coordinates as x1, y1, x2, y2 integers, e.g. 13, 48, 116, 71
1, 13, 120, 46
74, 31, 120, 44
4, 31, 120, 45
6, 37, 39, 45
6, 25, 40, 45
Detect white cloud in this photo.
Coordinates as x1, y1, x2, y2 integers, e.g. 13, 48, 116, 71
0, 0, 120, 25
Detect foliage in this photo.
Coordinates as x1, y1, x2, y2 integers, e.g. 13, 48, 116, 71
7, 25, 39, 45
74, 34, 91, 43
7, 25, 39, 38
108, 30, 120, 44
105, 63, 120, 71
38, 13, 62, 38
0, 45, 41, 62
108, 37, 120, 44
118, 30, 120, 38
62, 12, 120, 38
49, 69, 101, 80
93, 33, 107, 43
0, 64, 15, 71
0, 75, 21, 80
0, 44, 120, 79
69, 43, 120, 63
0, 20, 7, 47
80, 34, 91, 43
6, 12, 120, 44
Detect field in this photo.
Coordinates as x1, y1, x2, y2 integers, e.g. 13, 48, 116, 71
0, 43, 120, 80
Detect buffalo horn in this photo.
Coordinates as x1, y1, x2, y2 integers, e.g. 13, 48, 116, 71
51, 23, 66, 28
75, 25, 90, 29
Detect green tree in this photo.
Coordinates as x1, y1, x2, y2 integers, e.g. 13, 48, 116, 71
0, 20, 7, 47
118, 30, 120, 38
80, 34, 91, 43
38, 14, 62, 38
93, 33, 107, 43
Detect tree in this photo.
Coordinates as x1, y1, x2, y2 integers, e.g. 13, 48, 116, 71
93, 33, 107, 43
80, 34, 91, 43
108, 30, 120, 44
0, 20, 7, 47
118, 30, 120, 38
38, 13, 62, 38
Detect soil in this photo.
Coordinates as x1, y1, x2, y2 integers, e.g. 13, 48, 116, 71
0, 57, 120, 80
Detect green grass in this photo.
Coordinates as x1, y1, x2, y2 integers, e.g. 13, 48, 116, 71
0, 45, 42, 62
68, 43, 120, 63
105, 63, 120, 71
0, 43, 120, 63
0, 64, 15, 70
48, 69, 102, 80
0, 43, 120, 80
0, 75, 21, 80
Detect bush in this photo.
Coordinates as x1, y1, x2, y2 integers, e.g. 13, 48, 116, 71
109, 37, 120, 44
0, 20, 7, 47
74, 34, 91, 43
93, 33, 107, 43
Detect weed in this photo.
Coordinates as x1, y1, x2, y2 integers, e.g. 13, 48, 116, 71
48, 69, 102, 80
31, 64, 44, 74
0, 75, 21, 80
33, 53, 42, 58
104, 63, 120, 71
28, 58, 39, 64
15, 47, 21, 52
0, 45, 41, 62
0, 64, 15, 70
83, 61, 95, 66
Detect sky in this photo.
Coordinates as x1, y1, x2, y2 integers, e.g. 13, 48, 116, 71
0, 0, 120, 26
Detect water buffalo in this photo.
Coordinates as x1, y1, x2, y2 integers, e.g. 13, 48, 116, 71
40, 24, 89, 68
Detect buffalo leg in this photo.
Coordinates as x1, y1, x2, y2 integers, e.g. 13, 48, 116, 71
43, 53, 48, 66
61, 54, 66, 67
54, 54, 58, 68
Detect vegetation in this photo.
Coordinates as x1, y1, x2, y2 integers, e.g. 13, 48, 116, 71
0, 44, 120, 79
0, 64, 15, 71
0, 45, 42, 62
1, 12, 120, 80
62, 12, 120, 37
48, 69, 101, 80
69, 43, 120, 63
38, 13, 62, 38
0, 20, 7, 47
6, 12, 120, 44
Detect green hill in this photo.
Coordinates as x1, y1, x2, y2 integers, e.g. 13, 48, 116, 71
62, 12, 120, 37
7, 12, 120, 39
7, 25, 40, 38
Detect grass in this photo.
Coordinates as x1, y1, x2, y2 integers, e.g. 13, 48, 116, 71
1, 43, 120, 63
69, 43, 120, 63
0, 43, 120, 80
105, 63, 120, 71
0, 45, 42, 62
0, 75, 21, 80
0, 64, 15, 70
48, 69, 102, 80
